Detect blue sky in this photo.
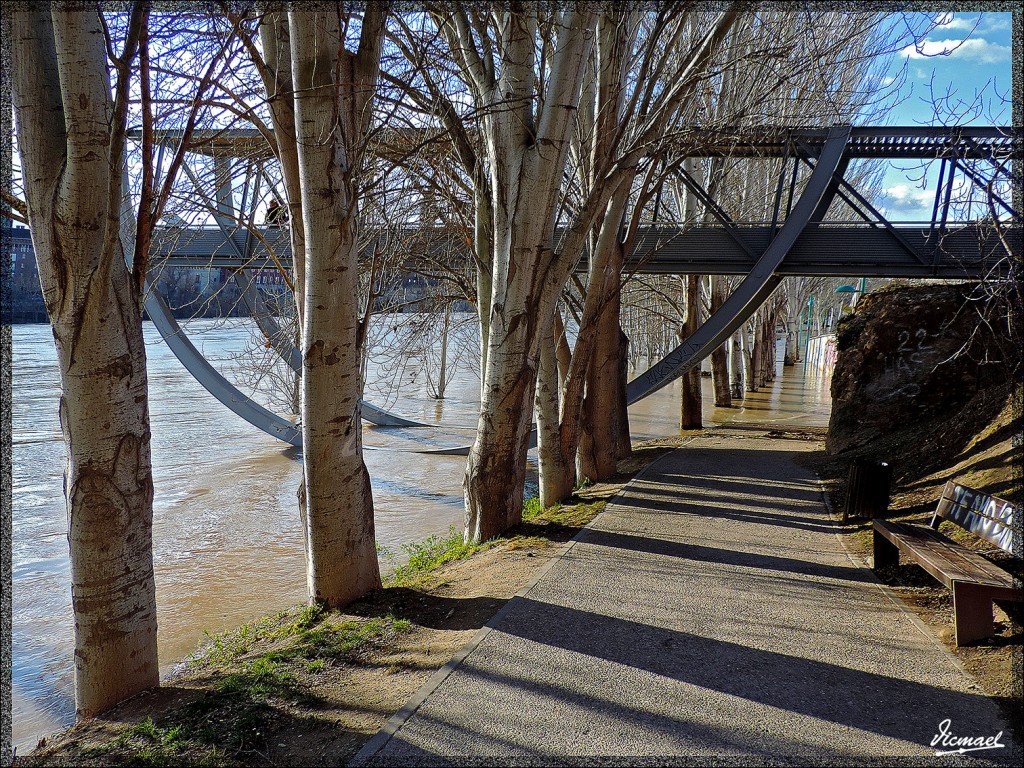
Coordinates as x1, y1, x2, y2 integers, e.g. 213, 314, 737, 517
874, 12, 1013, 221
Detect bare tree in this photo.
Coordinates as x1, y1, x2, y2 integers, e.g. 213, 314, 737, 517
287, 4, 389, 606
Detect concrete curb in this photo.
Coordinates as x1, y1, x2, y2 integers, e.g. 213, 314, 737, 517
348, 444, 691, 767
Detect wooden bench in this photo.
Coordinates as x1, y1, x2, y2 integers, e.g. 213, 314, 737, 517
873, 481, 1021, 646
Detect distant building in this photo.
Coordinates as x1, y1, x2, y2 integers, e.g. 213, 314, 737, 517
253, 268, 288, 293
2, 220, 460, 322
5, 224, 48, 323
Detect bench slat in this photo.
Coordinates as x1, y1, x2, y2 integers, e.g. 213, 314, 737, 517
878, 521, 1012, 585
873, 520, 1015, 589
920, 530, 1017, 584
874, 522, 974, 587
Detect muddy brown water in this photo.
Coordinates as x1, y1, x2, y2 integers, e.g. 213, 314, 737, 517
11, 318, 831, 752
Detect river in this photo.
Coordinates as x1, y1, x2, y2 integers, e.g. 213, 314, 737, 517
10, 317, 831, 753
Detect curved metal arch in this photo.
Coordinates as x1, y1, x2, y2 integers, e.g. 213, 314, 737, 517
626, 125, 852, 404
142, 125, 850, 455
143, 280, 304, 446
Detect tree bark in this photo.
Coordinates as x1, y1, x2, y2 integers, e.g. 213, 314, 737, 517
730, 330, 746, 399
680, 274, 703, 429
443, 5, 738, 536
11, 5, 159, 717
258, 9, 307, 326
710, 275, 732, 407
536, 314, 575, 506
289, 6, 386, 606
461, 8, 594, 540
744, 321, 757, 392
751, 316, 765, 389
579, 239, 631, 481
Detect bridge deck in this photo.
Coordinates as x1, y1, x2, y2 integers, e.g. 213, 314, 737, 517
151, 224, 1017, 279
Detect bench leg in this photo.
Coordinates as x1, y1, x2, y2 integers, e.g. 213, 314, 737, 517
952, 581, 995, 646
872, 529, 900, 570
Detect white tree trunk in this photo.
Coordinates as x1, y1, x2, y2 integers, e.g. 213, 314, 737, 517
462, 9, 594, 541
535, 314, 573, 506
11, 6, 159, 717
731, 329, 746, 398
289, 6, 385, 606
710, 275, 732, 407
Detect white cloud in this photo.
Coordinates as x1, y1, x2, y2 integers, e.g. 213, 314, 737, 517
980, 16, 1010, 33
934, 14, 980, 32
901, 37, 1010, 64
883, 184, 934, 215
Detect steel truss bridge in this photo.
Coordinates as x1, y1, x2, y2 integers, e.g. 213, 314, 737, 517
129, 125, 1019, 452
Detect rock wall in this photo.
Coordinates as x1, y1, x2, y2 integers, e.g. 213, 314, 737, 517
826, 282, 1015, 456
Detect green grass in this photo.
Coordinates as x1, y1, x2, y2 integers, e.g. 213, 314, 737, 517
522, 496, 544, 520
527, 499, 605, 528
94, 716, 224, 767
190, 611, 289, 667
169, 604, 414, 758
193, 604, 411, 671
384, 525, 491, 587
263, 615, 412, 663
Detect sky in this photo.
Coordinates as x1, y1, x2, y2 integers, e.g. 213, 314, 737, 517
873, 12, 1013, 222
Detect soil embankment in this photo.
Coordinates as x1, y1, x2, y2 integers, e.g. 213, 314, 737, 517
804, 280, 1021, 719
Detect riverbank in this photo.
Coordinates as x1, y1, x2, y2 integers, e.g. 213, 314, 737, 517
16, 442, 679, 767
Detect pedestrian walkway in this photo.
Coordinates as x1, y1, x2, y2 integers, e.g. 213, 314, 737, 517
353, 428, 1017, 766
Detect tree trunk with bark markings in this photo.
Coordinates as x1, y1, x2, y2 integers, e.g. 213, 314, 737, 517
536, 314, 574, 506
11, 5, 159, 717
731, 330, 746, 398
579, 242, 631, 481
258, 10, 307, 328
458, 9, 594, 540
710, 275, 732, 407
680, 274, 703, 429
288, 6, 386, 606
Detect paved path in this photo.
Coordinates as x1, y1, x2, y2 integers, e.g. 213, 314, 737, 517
354, 428, 1017, 766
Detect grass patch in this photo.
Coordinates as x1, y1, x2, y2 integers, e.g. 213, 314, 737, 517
193, 608, 412, 673
384, 526, 491, 588
522, 496, 544, 520
66, 715, 225, 767
189, 611, 289, 668
176, 610, 412, 757
505, 535, 548, 550
526, 499, 605, 529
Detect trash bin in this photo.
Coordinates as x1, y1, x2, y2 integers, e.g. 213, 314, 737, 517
845, 458, 893, 519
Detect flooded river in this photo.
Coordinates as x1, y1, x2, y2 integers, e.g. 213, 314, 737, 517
11, 317, 831, 752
